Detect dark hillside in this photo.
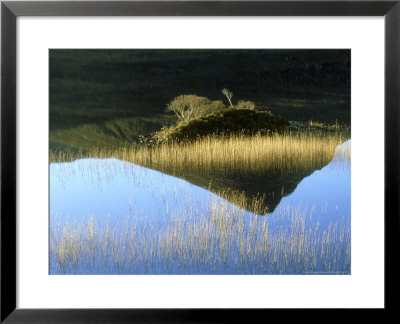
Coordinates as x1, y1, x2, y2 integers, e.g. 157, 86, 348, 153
50, 49, 350, 149
152, 108, 289, 142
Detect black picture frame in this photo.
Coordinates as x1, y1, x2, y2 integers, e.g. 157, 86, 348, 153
1, 0, 399, 322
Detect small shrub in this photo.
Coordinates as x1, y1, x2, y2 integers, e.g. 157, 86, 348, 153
166, 95, 226, 122
163, 108, 289, 141
201, 100, 226, 115
236, 100, 256, 110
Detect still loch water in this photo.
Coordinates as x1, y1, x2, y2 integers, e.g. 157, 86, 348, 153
50, 141, 351, 274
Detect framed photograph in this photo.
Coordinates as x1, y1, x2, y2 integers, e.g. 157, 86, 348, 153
1, 0, 399, 321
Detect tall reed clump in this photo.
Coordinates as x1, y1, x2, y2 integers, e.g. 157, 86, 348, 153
51, 132, 347, 179
50, 199, 351, 275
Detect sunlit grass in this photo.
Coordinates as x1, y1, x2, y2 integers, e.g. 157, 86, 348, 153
51, 131, 348, 178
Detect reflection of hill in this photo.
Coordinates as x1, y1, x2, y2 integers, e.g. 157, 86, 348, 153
50, 150, 327, 214
50, 135, 344, 215
163, 167, 326, 215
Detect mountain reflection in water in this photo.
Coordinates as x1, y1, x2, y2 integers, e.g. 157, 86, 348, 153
50, 140, 350, 274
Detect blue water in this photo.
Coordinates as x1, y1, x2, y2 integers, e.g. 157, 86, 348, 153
49, 140, 351, 274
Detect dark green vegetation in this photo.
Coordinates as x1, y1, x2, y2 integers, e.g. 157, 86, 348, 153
50, 49, 350, 150
153, 108, 289, 142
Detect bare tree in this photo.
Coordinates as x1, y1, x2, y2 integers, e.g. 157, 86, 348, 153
221, 88, 234, 108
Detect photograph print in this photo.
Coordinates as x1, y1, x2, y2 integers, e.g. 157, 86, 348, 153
49, 49, 351, 275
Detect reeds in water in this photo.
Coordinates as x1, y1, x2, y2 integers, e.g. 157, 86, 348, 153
50, 199, 350, 275
50, 132, 347, 178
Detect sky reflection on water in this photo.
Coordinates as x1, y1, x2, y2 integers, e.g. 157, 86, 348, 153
49, 140, 351, 274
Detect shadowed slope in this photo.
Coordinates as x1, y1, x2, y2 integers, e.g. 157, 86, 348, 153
177, 169, 323, 214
